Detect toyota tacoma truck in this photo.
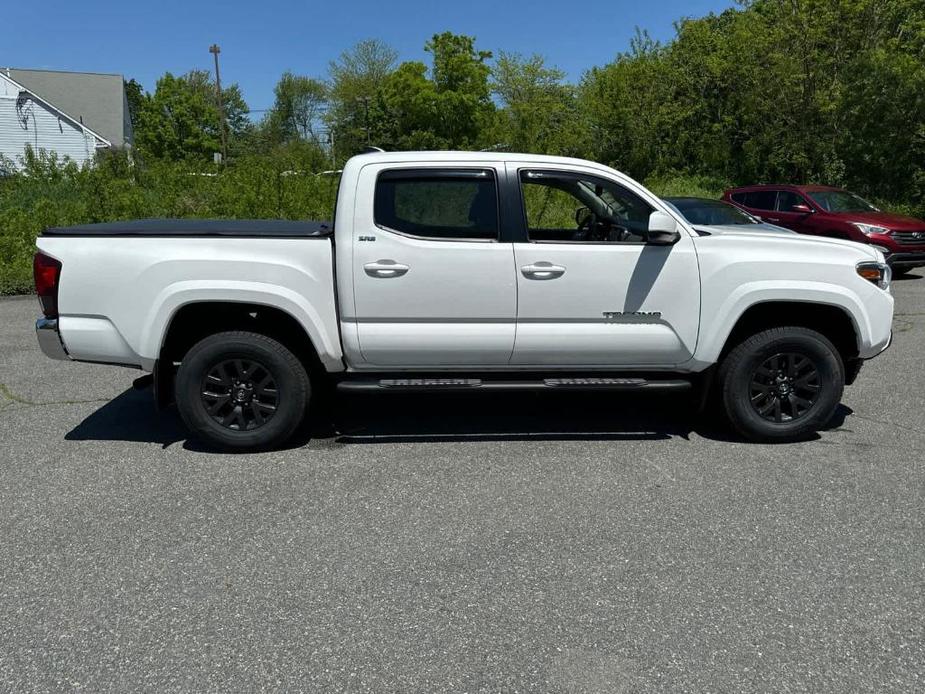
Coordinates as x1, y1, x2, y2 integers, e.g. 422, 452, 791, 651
33, 151, 894, 450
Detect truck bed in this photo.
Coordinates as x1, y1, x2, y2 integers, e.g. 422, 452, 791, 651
38, 230, 342, 373
43, 218, 333, 238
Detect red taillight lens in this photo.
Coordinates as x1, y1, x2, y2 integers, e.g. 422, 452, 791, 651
33, 251, 62, 318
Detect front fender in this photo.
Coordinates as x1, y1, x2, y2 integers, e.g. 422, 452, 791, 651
696, 280, 874, 365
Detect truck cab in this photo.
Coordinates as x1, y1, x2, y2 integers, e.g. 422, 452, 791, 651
337, 154, 698, 369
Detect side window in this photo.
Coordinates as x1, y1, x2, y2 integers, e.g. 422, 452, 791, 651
520, 170, 652, 243
741, 190, 777, 210
374, 169, 498, 240
776, 191, 805, 212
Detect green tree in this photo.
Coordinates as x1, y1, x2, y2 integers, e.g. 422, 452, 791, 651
124, 78, 145, 132
134, 70, 249, 162
492, 52, 587, 155
375, 32, 495, 151
265, 71, 328, 144
326, 39, 398, 157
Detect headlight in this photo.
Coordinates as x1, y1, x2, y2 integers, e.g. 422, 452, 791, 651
851, 222, 891, 236
857, 261, 892, 291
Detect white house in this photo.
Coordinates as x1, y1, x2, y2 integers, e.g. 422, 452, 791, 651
0, 68, 133, 171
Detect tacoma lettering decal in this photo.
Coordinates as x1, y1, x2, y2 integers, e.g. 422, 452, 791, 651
602, 311, 663, 321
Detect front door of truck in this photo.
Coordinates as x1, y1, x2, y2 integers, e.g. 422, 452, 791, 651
350, 164, 517, 367
509, 166, 700, 366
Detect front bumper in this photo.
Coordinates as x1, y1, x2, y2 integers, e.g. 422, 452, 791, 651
886, 252, 925, 269
36, 318, 69, 360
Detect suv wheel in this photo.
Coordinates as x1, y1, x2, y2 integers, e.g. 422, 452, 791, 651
175, 331, 311, 451
718, 327, 844, 442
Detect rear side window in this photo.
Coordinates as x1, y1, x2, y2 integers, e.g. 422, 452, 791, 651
732, 190, 777, 210
374, 169, 498, 240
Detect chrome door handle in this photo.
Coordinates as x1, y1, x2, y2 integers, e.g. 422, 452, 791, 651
521, 262, 566, 280
364, 260, 409, 278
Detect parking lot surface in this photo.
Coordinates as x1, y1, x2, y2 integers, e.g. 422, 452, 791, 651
1, 276, 923, 693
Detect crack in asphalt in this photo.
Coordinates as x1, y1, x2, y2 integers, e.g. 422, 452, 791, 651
0, 382, 111, 408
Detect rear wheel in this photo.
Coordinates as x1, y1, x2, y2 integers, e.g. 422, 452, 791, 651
718, 327, 844, 442
175, 331, 311, 451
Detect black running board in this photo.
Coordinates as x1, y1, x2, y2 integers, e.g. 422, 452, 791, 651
336, 376, 692, 393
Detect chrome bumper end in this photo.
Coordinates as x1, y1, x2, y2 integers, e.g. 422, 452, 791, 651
36, 318, 69, 360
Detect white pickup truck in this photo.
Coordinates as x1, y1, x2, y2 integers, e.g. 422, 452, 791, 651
34, 151, 894, 450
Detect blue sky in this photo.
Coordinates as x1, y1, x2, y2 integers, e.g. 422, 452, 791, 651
6, 0, 736, 113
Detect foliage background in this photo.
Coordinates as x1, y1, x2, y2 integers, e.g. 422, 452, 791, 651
2, 0, 924, 293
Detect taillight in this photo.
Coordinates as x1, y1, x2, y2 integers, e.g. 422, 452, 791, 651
33, 251, 62, 318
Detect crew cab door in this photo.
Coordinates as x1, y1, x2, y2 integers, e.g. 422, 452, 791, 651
349, 163, 517, 367
509, 166, 700, 366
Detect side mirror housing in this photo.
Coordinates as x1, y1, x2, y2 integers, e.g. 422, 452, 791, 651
791, 203, 813, 214
647, 210, 682, 246
574, 206, 592, 227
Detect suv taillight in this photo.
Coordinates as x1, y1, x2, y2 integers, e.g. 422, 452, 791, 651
33, 251, 62, 318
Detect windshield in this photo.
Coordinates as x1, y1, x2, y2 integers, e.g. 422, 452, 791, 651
665, 199, 758, 226
807, 189, 878, 213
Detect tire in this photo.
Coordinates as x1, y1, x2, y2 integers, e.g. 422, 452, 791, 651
718, 326, 844, 442
175, 331, 311, 451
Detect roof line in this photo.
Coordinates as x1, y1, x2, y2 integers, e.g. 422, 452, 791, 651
0, 71, 112, 148
5, 66, 124, 79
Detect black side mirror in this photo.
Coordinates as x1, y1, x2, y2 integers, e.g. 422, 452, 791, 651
647, 229, 682, 245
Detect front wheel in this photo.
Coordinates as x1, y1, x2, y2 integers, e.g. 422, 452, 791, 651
718, 327, 844, 442
175, 331, 311, 451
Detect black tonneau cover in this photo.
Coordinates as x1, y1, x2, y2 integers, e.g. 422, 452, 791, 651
43, 218, 333, 238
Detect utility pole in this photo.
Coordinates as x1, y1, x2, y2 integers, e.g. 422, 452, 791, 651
209, 44, 228, 164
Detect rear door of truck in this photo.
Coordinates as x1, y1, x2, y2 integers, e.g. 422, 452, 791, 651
349, 162, 517, 367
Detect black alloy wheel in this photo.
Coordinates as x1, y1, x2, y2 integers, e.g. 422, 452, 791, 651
201, 358, 279, 431
748, 352, 821, 423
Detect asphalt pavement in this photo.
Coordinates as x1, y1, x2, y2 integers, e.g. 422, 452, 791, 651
1, 276, 923, 693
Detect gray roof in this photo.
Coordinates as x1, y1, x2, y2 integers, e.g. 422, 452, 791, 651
6, 68, 132, 147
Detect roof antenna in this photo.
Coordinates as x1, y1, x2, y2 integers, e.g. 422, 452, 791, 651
362, 146, 385, 154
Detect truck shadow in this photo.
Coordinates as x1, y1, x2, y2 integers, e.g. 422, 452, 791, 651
65, 387, 854, 451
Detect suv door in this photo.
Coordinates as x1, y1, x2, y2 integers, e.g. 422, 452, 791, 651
772, 190, 814, 233
350, 164, 517, 367
509, 166, 700, 366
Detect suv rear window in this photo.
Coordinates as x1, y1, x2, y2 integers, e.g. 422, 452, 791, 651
732, 190, 777, 210
374, 169, 499, 240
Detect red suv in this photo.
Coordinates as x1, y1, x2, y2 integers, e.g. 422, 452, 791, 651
723, 184, 925, 275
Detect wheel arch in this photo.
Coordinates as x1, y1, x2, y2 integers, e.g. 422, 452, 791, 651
154, 301, 332, 407
717, 300, 860, 366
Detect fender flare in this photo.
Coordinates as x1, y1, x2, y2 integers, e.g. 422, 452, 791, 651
697, 281, 870, 364
141, 281, 343, 371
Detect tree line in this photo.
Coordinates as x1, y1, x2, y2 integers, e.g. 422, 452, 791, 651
1, 0, 923, 293
127, 0, 925, 207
